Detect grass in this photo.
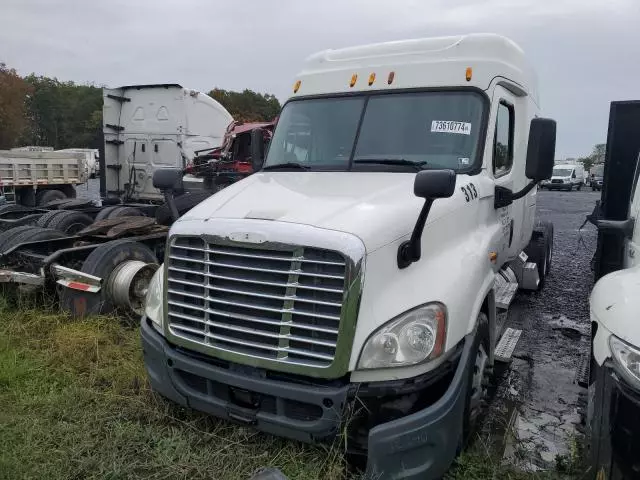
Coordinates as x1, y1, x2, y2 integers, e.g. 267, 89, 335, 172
0, 293, 585, 480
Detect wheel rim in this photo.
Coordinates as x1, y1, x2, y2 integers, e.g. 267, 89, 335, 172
106, 261, 159, 315
469, 343, 489, 419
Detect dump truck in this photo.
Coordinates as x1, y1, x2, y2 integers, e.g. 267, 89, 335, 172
141, 33, 556, 479
0, 149, 87, 206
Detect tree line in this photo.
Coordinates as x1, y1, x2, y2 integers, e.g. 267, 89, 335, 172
0, 63, 281, 150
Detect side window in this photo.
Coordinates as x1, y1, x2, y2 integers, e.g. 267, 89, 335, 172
493, 101, 514, 177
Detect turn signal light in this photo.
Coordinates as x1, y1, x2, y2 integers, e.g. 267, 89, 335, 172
388, 71, 395, 85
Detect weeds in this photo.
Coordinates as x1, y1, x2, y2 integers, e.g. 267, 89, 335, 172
0, 295, 585, 479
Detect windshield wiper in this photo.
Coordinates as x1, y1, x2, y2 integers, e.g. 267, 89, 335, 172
262, 162, 310, 171
353, 159, 428, 170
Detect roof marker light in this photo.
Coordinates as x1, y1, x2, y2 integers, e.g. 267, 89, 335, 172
368, 73, 376, 86
293, 80, 301, 93
466, 67, 473, 82
350, 74, 358, 87
388, 71, 395, 85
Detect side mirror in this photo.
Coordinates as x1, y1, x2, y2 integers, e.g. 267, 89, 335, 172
414, 169, 456, 199
153, 168, 184, 192
525, 118, 556, 181
250, 128, 266, 171
398, 170, 456, 269
597, 218, 635, 239
153, 168, 184, 222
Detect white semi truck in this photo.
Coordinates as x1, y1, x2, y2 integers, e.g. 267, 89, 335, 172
141, 34, 556, 479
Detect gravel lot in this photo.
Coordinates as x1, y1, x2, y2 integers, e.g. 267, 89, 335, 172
484, 188, 600, 470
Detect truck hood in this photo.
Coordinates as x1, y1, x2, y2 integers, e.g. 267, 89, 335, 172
179, 171, 473, 252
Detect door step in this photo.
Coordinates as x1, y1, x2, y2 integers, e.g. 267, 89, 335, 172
575, 352, 590, 388
495, 270, 519, 310
495, 327, 522, 363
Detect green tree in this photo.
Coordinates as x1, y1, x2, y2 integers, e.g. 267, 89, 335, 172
0, 63, 32, 149
21, 75, 102, 148
208, 88, 281, 122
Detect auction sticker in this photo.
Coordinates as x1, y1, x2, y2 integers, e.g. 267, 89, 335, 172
431, 120, 471, 135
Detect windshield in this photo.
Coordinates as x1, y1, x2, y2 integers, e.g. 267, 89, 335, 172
264, 91, 486, 172
553, 167, 574, 177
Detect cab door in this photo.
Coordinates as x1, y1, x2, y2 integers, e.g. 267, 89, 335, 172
491, 86, 524, 262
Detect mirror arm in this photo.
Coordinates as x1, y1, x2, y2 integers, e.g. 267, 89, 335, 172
163, 189, 180, 222
512, 180, 538, 201
397, 199, 434, 269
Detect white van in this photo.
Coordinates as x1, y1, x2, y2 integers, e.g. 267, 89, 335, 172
544, 163, 585, 191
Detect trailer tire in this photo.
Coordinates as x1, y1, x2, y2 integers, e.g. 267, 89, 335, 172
60, 239, 158, 318
37, 189, 67, 206
155, 191, 213, 225
43, 211, 94, 234
462, 312, 490, 447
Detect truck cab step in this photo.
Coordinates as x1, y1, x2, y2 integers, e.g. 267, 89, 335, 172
574, 351, 590, 388
495, 268, 519, 310
494, 327, 522, 363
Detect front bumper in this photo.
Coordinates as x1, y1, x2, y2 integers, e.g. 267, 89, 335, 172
141, 318, 473, 480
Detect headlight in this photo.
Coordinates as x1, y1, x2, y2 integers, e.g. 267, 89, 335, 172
358, 303, 446, 369
145, 265, 165, 334
610, 335, 640, 389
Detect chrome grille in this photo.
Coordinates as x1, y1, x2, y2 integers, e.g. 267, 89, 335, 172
166, 236, 347, 367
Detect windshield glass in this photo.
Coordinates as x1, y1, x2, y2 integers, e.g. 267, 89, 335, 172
264, 91, 485, 172
553, 167, 574, 177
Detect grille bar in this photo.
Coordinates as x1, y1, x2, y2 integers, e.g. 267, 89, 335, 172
166, 237, 347, 368
170, 324, 335, 361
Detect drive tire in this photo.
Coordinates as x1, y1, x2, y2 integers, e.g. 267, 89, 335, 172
41, 210, 93, 234
60, 239, 157, 318
108, 206, 144, 218
462, 312, 490, 447
37, 189, 67, 206
0, 225, 40, 253
0, 204, 29, 216
94, 205, 123, 222
577, 183, 582, 191
155, 191, 213, 225
0, 226, 66, 254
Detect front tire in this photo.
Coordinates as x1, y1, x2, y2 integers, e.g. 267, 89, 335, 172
462, 312, 490, 446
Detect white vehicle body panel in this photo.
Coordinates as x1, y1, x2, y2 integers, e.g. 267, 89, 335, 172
103, 84, 232, 201
591, 160, 640, 364
160, 34, 543, 382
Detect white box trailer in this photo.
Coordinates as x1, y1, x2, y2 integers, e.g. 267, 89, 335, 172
0, 149, 87, 205
102, 84, 233, 202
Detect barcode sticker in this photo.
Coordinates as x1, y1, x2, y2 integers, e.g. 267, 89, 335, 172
431, 120, 472, 135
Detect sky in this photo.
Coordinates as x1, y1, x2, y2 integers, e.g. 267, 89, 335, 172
2, 0, 639, 158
